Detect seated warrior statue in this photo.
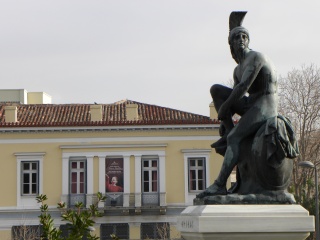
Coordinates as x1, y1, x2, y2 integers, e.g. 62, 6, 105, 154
197, 12, 284, 198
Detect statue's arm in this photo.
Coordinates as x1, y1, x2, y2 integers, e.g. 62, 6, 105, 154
233, 68, 239, 88
234, 61, 263, 98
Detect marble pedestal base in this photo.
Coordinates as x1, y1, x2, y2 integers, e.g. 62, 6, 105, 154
177, 205, 314, 240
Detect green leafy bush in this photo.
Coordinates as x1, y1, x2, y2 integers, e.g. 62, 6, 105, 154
36, 192, 106, 240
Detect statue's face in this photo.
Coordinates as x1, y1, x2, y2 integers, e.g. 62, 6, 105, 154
231, 32, 249, 52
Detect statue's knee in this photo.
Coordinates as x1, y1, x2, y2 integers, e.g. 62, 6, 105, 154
210, 84, 222, 97
210, 84, 229, 99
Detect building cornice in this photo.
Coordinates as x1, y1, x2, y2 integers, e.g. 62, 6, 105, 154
0, 124, 219, 134
14, 152, 46, 156
181, 149, 212, 153
60, 144, 168, 149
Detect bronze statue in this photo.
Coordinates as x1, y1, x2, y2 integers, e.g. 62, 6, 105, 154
196, 12, 299, 204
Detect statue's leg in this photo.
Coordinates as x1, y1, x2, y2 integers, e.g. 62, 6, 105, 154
197, 104, 270, 198
196, 130, 241, 198
210, 84, 234, 148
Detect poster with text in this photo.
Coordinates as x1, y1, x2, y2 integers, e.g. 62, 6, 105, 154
105, 158, 124, 192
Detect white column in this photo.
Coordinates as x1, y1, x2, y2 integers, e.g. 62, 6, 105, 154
159, 154, 166, 193
123, 155, 130, 207
16, 158, 21, 207
123, 155, 130, 194
62, 156, 69, 195
98, 156, 106, 193
87, 156, 94, 195
86, 156, 94, 207
134, 155, 142, 207
159, 154, 166, 206
98, 156, 106, 208
183, 154, 189, 205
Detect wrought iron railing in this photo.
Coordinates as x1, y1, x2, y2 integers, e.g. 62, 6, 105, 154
142, 192, 159, 206
68, 194, 86, 207
63, 192, 166, 209
105, 193, 123, 207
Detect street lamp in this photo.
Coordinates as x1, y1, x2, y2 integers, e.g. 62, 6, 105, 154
299, 161, 319, 240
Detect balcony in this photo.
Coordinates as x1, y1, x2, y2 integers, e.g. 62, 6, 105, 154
67, 194, 86, 208
105, 193, 123, 207
61, 192, 167, 215
142, 193, 159, 206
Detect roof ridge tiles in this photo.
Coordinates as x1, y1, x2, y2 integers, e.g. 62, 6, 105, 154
0, 100, 218, 127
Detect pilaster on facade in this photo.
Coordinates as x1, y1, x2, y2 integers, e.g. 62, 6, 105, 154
134, 193, 142, 208
60, 194, 68, 206
86, 156, 94, 195
159, 154, 166, 206
61, 156, 69, 196
123, 155, 130, 195
98, 156, 106, 208
123, 193, 130, 208
160, 192, 167, 207
134, 155, 142, 207
86, 194, 96, 209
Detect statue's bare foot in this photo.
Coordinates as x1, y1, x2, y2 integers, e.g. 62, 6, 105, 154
196, 182, 227, 199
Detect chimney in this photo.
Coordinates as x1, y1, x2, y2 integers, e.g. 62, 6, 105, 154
209, 102, 217, 120
90, 105, 102, 122
126, 104, 139, 121
5, 106, 18, 123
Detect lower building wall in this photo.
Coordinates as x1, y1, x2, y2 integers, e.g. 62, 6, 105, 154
0, 216, 181, 240
0, 230, 11, 240
170, 224, 182, 239
129, 223, 141, 240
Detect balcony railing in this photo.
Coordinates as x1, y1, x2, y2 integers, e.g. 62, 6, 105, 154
105, 193, 123, 207
62, 192, 166, 209
142, 193, 159, 206
67, 194, 86, 208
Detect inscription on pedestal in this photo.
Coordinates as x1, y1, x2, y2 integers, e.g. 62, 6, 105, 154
180, 219, 194, 229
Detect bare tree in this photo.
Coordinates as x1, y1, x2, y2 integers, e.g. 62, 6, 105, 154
12, 225, 41, 240
278, 64, 320, 200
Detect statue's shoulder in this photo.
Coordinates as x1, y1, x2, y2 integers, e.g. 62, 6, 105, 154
246, 50, 270, 66
247, 50, 266, 60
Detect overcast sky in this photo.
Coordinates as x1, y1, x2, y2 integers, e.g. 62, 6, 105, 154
0, 1, 319, 116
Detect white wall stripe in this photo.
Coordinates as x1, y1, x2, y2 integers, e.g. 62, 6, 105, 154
0, 135, 218, 144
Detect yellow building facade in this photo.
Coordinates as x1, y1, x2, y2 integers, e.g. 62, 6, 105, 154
0, 98, 222, 239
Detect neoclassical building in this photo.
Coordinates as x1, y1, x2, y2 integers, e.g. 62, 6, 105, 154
0, 90, 223, 239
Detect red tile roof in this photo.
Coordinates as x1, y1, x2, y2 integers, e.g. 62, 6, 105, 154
0, 100, 217, 127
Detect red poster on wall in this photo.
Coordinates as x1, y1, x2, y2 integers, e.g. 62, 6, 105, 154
105, 158, 124, 192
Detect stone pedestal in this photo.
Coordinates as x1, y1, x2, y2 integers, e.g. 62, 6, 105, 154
177, 205, 314, 240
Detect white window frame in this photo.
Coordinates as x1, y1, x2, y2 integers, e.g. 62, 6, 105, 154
188, 157, 206, 192
62, 153, 93, 195
15, 152, 45, 209
135, 151, 166, 207
142, 157, 159, 193
69, 159, 87, 194
182, 149, 211, 205
21, 161, 39, 196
